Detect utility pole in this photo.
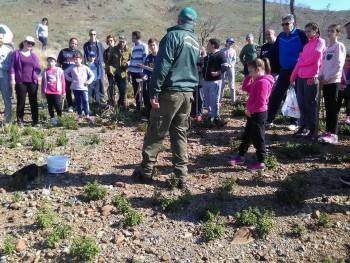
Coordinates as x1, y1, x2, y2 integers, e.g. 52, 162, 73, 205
263, 0, 266, 43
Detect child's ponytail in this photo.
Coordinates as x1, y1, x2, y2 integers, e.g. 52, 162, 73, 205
248, 58, 271, 75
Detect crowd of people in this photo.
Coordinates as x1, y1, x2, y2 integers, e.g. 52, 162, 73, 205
0, 8, 350, 186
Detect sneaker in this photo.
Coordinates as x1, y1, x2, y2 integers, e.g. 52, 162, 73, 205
287, 124, 298, 131
32, 123, 41, 128
228, 155, 245, 166
345, 116, 350, 124
321, 133, 338, 144
305, 132, 316, 141
265, 122, 274, 128
339, 175, 350, 186
247, 162, 266, 172
294, 127, 309, 137
132, 169, 153, 184
68, 106, 74, 113
86, 116, 94, 123
77, 116, 83, 123
50, 118, 58, 126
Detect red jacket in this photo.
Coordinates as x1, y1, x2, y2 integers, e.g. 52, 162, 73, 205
243, 75, 274, 114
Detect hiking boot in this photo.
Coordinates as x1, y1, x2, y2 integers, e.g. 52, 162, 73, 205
321, 133, 338, 144
287, 124, 298, 131
247, 162, 266, 172
228, 155, 245, 166
132, 169, 153, 184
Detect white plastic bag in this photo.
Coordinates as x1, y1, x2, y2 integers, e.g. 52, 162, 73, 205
281, 88, 300, 118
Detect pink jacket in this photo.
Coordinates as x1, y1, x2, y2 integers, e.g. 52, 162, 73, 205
290, 35, 325, 82
243, 75, 274, 114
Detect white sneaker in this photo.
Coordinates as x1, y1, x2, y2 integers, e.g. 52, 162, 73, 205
68, 106, 74, 113
321, 133, 338, 144
50, 118, 58, 126
345, 116, 350, 124
287, 124, 298, 131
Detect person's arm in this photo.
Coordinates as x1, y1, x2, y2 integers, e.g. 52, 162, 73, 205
298, 39, 325, 67
86, 66, 95, 85
0, 50, 12, 71
290, 62, 300, 84
242, 76, 253, 93
239, 46, 245, 64
33, 54, 42, 75
10, 51, 17, 88
60, 69, 66, 96
64, 66, 73, 82
41, 71, 45, 94
35, 24, 40, 38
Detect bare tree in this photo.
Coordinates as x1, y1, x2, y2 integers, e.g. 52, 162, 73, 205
258, 0, 283, 44
318, 4, 339, 37
197, 16, 223, 46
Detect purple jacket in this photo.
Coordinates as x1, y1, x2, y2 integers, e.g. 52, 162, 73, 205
10, 50, 41, 84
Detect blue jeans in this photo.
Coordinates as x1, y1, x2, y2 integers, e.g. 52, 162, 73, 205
267, 68, 297, 125
114, 75, 127, 108
38, 36, 48, 49
0, 77, 12, 122
202, 80, 222, 118
220, 67, 236, 103
73, 90, 89, 116
88, 80, 101, 103
191, 85, 203, 116
107, 74, 115, 104
296, 77, 318, 132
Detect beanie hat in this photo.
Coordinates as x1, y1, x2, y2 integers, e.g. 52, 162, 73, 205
88, 50, 96, 57
178, 7, 198, 22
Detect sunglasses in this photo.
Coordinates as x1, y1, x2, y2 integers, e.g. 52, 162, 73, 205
281, 22, 291, 27
90, 33, 96, 36
25, 41, 35, 46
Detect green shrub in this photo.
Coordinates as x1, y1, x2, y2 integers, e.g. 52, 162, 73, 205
275, 175, 306, 205
111, 194, 131, 213
320, 256, 337, 263
12, 191, 22, 202
270, 132, 281, 142
0, 135, 5, 145
256, 209, 275, 237
235, 72, 244, 83
71, 236, 100, 261
22, 126, 35, 136
278, 142, 320, 159
232, 103, 246, 117
166, 173, 180, 189
36, 202, 56, 228
39, 109, 49, 122
2, 234, 16, 255
121, 208, 143, 227
5, 123, 22, 145
197, 203, 220, 222
85, 134, 100, 145
57, 114, 79, 130
46, 225, 72, 248
228, 138, 241, 152
84, 180, 107, 201
318, 120, 326, 132
339, 124, 350, 135
317, 212, 333, 227
57, 132, 69, 146
291, 223, 306, 238
221, 178, 237, 191
151, 189, 191, 212
137, 122, 148, 132
30, 130, 46, 151
201, 213, 226, 241
110, 107, 128, 122
273, 114, 288, 125
264, 153, 279, 170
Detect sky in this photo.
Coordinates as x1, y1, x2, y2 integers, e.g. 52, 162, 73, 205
294, 0, 350, 11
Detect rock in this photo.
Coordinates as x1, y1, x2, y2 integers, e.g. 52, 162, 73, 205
97, 231, 105, 238
114, 182, 125, 188
182, 232, 192, 239
9, 202, 21, 210
98, 256, 105, 262
85, 208, 95, 214
52, 186, 60, 191
15, 239, 26, 252
123, 230, 132, 237
24, 211, 34, 218
161, 255, 171, 261
29, 201, 37, 207
101, 205, 114, 215
114, 235, 125, 244
311, 210, 320, 219
146, 247, 157, 254
0, 188, 6, 193
231, 227, 254, 244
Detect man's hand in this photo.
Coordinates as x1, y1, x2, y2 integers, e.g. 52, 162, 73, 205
290, 81, 295, 87
150, 98, 160, 109
10, 79, 15, 88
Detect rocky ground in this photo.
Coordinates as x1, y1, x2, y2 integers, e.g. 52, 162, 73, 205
0, 96, 349, 263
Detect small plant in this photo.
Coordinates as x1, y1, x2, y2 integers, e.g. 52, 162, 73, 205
178, 189, 193, 205
327, 154, 350, 164
46, 225, 72, 248
121, 208, 143, 226
235, 206, 260, 227
339, 124, 350, 135
201, 213, 226, 241
84, 180, 107, 201
228, 138, 241, 152
137, 122, 148, 132
12, 191, 22, 202
111, 194, 131, 213
36, 202, 56, 228
270, 132, 281, 142
275, 175, 306, 205
160, 197, 180, 212
57, 132, 69, 146
2, 234, 16, 255
166, 173, 180, 189
57, 114, 79, 130
317, 212, 333, 227
130, 256, 145, 263
277, 142, 303, 159
100, 127, 107, 133
232, 103, 246, 117
320, 256, 337, 263
318, 119, 326, 132
39, 109, 49, 122
264, 153, 279, 170
71, 236, 100, 261
273, 114, 288, 125
203, 167, 212, 177
291, 223, 306, 238
22, 126, 35, 136
221, 178, 237, 191
85, 134, 101, 145
6, 123, 22, 145
30, 130, 46, 151
256, 209, 275, 237
0, 135, 5, 145
197, 203, 220, 222
151, 189, 191, 212
202, 145, 213, 160
110, 107, 127, 122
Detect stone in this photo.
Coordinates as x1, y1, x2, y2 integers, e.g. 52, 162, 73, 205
101, 205, 114, 215
231, 227, 254, 244
29, 201, 37, 207
146, 247, 157, 254
0, 188, 6, 193
52, 186, 60, 191
114, 235, 125, 244
123, 230, 132, 237
15, 239, 26, 252
311, 210, 320, 219
9, 202, 21, 210
114, 182, 125, 188
161, 255, 171, 261
182, 232, 192, 239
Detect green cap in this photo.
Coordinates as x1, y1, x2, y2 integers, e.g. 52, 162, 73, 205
178, 7, 198, 22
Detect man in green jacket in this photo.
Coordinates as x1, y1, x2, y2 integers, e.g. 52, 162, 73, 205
239, 33, 259, 76
133, 6, 200, 189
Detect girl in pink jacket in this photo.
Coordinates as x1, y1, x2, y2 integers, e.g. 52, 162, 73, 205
41, 54, 66, 126
290, 22, 325, 140
318, 24, 346, 144
229, 58, 274, 172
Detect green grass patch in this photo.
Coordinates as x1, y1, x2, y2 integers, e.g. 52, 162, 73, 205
46, 225, 72, 248
111, 194, 131, 213
57, 132, 69, 146
84, 180, 107, 201
121, 208, 143, 227
71, 236, 100, 261
232, 103, 246, 117
2, 234, 16, 255
36, 201, 56, 228
57, 114, 79, 130
30, 129, 46, 151
275, 174, 306, 205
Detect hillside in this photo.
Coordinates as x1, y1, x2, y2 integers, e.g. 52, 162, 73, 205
1, 0, 349, 52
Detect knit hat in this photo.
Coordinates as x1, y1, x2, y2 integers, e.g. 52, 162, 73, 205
88, 50, 96, 57
178, 7, 197, 22
47, 54, 57, 61
226, 37, 235, 44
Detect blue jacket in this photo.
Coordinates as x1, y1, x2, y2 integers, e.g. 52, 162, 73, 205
268, 27, 308, 72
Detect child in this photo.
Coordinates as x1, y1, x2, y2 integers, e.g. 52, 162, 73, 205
64, 53, 95, 122
318, 24, 346, 144
142, 38, 158, 119
338, 54, 350, 123
86, 50, 102, 106
229, 58, 274, 171
41, 54, 66, 125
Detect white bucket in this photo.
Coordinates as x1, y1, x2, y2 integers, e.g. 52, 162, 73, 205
47, 155, 69, 173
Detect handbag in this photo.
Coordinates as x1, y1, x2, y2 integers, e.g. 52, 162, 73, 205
281, 87, 300, 118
